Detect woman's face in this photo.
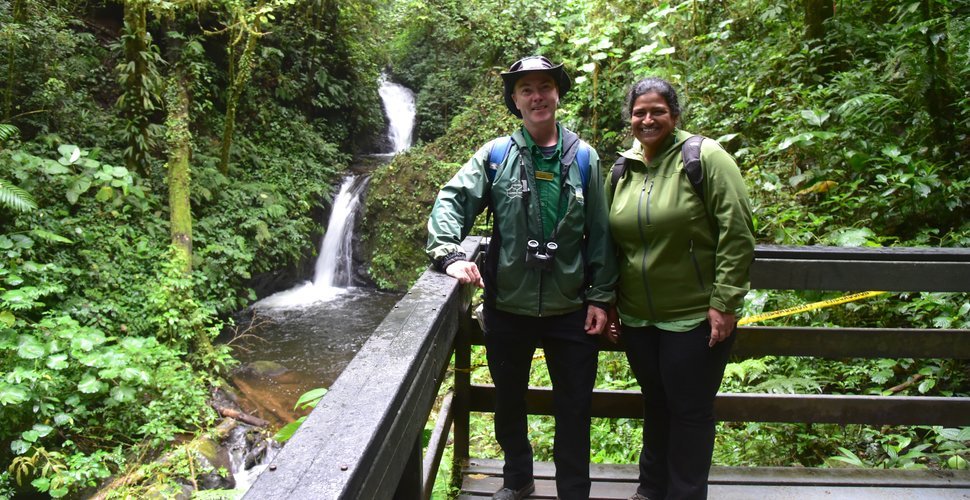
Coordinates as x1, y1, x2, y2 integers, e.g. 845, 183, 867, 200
630, 92, 677, 154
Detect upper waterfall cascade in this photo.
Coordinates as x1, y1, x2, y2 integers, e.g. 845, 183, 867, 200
253, 77, 416, 308
378, 76, 416, 153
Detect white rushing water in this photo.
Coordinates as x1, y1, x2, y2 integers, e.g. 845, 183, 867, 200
313, 175, 370, 289
378, 75, 416, 153
253, 175, 369, 307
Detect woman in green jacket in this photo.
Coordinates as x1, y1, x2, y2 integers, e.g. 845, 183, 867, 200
607, 77, 755, 500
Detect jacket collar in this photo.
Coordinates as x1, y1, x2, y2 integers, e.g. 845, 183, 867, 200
620, 129, 686, 165
511, 123, 582, 166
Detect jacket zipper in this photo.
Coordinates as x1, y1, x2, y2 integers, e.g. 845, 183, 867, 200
527, 158, 544, 317
689, 239, 705, 290
637, 177, 656, 317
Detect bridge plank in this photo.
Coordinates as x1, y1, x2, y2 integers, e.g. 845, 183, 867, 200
754, 245, 970, 262
459, 459, 970, 499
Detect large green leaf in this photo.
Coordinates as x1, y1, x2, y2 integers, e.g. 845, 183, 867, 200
46, 353, 69, 370
111, 384, 136, 402
0, 383, 29, 405
77, 374, 105, 394
17, 334, 45, 359
272, 416, 307, 443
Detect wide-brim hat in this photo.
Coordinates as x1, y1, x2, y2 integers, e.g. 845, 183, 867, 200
501, 56, 572, 118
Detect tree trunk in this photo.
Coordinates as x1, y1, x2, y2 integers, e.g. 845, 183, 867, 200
165, 71, 193, 271
803, 0, 833, 43
219, 16, 262, 175
121, 0, 156, 177
803, 0, 837, 77
921, 0, 957, 163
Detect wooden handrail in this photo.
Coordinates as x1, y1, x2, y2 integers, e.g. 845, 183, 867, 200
243, 237, 483, 499
244, 239, 970, 499
452, 242, 970, 466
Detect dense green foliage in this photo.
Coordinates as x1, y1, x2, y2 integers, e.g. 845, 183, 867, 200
1, 0, 384, 496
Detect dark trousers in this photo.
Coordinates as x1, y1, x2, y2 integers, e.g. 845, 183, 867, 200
483, 306, 598, 500
623, 322, 734, 500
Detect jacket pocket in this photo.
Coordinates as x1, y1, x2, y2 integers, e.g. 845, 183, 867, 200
689, 239, 705, 291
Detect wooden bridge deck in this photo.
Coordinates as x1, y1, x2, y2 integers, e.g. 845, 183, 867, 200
458, 459, 970, 499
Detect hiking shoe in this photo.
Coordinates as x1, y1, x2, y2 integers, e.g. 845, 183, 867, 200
492, 480, 535, 500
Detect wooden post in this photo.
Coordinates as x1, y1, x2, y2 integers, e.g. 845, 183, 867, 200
393, 436, 423, 500
451, 270, 476, 490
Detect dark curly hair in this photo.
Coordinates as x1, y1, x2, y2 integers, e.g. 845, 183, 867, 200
624, 77, 682, 120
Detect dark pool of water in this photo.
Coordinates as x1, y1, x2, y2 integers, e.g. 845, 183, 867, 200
223, 287, 403, 425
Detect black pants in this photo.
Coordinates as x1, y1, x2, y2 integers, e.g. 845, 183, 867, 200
483, 306, 598, 500
623, 322, 734, 500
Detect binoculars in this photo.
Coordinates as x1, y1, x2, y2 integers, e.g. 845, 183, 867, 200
525, 239, 558, 271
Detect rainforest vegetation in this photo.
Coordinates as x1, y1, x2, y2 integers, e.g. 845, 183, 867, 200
1, 0, 968, 498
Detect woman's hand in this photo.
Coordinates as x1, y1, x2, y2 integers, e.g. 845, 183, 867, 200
604, 305, 621, 343
707, 307, 736, 347
445, 261, 484, 288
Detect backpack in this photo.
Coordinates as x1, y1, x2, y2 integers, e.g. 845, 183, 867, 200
609, 135, 705, 199
487, 136, 591, 189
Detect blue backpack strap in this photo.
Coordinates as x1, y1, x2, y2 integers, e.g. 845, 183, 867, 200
487, 136, 513, 182
575, 143, 590, 190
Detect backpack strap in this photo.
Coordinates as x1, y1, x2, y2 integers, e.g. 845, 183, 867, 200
610, 135, 706, 200
487, 136, 513, 183
575, 143, 590, 190
682, 135, 705, 198
493, 135, 591, 190
609, 157, 626, 199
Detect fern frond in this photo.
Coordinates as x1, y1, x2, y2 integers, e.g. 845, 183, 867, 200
0, 179, 37, 213
0, 123, 18, 145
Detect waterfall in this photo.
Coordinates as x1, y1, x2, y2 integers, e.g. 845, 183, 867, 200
378, 75, 416, 153
253, 76, 415, 309
313, 175, 369, 288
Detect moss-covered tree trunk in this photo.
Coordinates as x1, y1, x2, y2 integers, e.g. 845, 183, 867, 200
218, 15, 262, 175
163, 40, 217, 364
120, 0, 157, 177
165, 70, 193, 271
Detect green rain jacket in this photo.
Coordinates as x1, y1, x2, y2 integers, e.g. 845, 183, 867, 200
607, 129, 755, 321
427, 126, 617, 317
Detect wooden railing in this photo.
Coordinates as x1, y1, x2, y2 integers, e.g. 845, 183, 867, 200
245, 239, 970, 499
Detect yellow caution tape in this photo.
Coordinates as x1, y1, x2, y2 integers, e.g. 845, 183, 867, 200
738, 291, 887, 326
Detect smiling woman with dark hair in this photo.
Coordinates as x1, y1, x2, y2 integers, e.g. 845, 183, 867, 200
606, 77, 755, 500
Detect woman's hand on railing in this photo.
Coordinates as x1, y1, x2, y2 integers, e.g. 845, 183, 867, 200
445, 260, 484, 288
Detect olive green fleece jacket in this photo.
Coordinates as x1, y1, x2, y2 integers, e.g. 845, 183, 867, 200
607, 129, 755, 321
427, 126, 617, 317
